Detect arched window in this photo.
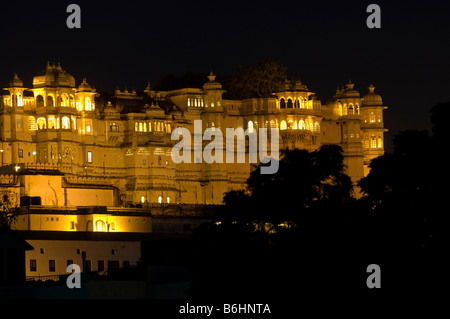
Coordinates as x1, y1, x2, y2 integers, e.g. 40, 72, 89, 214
370, 112, 376, 123
355, 103, 360, 115
110, 122, 119, 132
287, 98, 293, 108
280, 120, 287, 130
187, 98, 191, 107
371, 134, 377, 148
62, 116, 70, 129
377, 135, 383, 148
299, 120, 305, 130
158, 196, 162, 204
293, 120, 298, 130
85, 97, 92, 111
86, 220, 93, 232
343, 104, 348, 115
17, 93, 23, 107
287, 120, 294, 129
29, 116, 37, 131
36, 95, 44, 107
48, 117, 56, 129
314, 121, 320, 132
280, 98, 286, 109
294, 99, 300, 108
139, 122, 143, 132
248, 120, 254, 133
37, 117, 46, 129
348, 103, 354, 115
364, 136, 369, 148
95, 220, 105, 232
61, 93, 69, 107
47, 95, 54, 107
308, 118, 313, 131
69, 95, 75, 108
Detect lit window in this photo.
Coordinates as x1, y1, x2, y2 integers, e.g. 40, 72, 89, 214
110, 122, 118, 132
139, 122, 143, 132
371, 135, 377, 148
87, 151, 92, 163
141, 196, 145, 203
280, 120, 287, 130
85, 97, 92, 111
29, 116, 37, 131
61, 94, 69, 106
167, 197, 170, 204
298, 120, 305, 130
343, 104, 348, 115
17, 93, 23, 107
314, 122, 320, 132
17, 116, 23, 129
187, 98, 191, 106
62, 116, 70, 129
46, 117, 55, 129
158, 196, 162, 204
377, 136, 383, 148
135, 122, 138, 131
37, 117, 46, 129
86, 125, 91, 133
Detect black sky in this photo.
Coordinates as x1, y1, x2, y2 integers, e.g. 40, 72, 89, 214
1, 0, 450, 152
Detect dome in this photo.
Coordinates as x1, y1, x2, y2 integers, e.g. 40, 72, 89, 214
9, 73, 23, 87
103, 101, 120, 118
203, 71, 222, 90
32, 62, 76, 88
363, 84, 383, 105
78, 78, 93, 91
340, 80, 360, 98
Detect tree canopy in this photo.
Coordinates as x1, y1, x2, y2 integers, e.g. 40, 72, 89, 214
219, 145, 353, 229
224, 58, 288, 100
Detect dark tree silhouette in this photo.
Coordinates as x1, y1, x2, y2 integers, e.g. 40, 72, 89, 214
189, 145, 362, 299
225, 58, 287, 100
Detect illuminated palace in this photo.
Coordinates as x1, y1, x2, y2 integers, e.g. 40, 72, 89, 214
1, 62, 387, 214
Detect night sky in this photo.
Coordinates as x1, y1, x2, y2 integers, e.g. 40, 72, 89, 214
2, 0, 450, 152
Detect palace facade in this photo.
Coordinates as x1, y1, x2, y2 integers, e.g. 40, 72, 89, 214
0, 63, 387, 210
